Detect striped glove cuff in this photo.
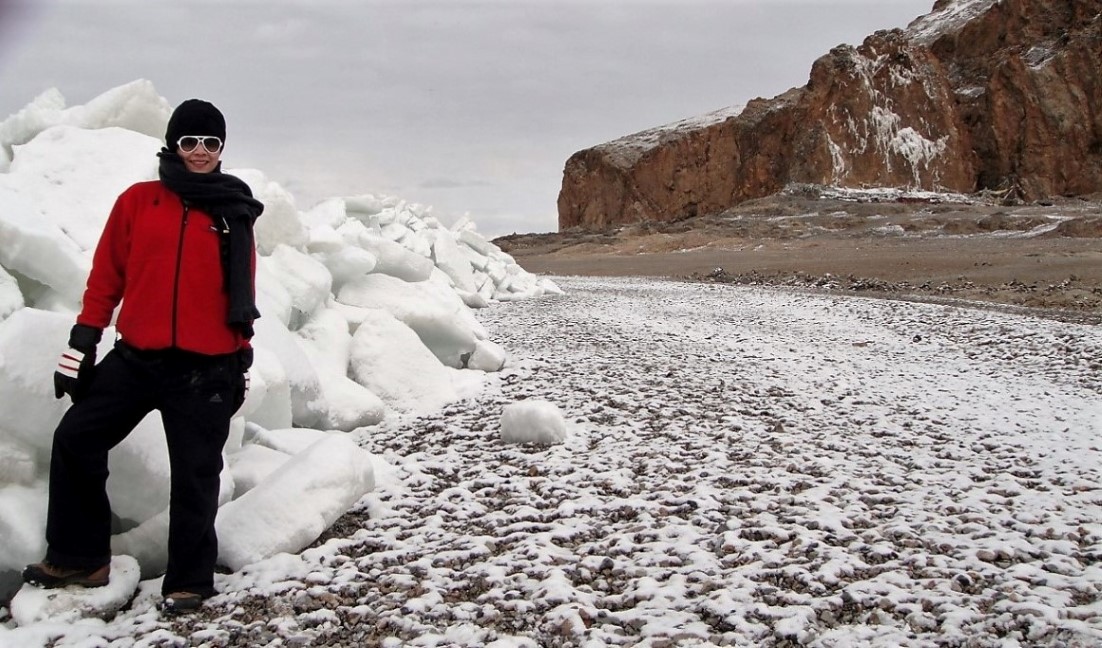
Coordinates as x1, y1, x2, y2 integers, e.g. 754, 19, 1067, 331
57, 349, 85, 379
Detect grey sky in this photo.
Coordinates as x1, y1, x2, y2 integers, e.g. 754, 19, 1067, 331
1, 0, 934, 237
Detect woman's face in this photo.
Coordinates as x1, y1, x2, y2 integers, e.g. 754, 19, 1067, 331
176, 136, 222, 174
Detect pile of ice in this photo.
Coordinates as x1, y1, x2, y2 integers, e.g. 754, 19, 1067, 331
0, 80, 561, 607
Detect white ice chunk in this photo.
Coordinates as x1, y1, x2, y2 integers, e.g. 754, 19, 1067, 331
347, 308, 458, 414
0, 310, 79, 460
0, 265, 24, 323
3, 125, 159, 252
227, 444, 292, 497
317, 247, 378, 289
0, 185, 90, 307
539, 278, 565, 295
255, 259, 294, 328
300, 197, 349, 231
0, 482, 47, 583
314, 375, 388, 431
295, 307, 352, 377
252, 315, 324, 429
104, 405, 235, 531
308, 228, 378, 291
216, 435, 375, 572
380, 221, 408, 243
0, 436, 38, 486
10, 555, 141, 626
264, 244, 333, 326
456, 289, 490, 309
0, 88, 67, 159
338, 272, 484, 368
242, 423, 335, 456
110, 510, 170, 578
360, 235, 434, 283
457, 228, 498, 256
105, 413, 173, 527
0, 80, 169, 156
231, 168, 309, 255
432, 230, 479, 293
241, 346, 292, 431
304, 223, 345, 253
467, 339, 508, 372
401, 228, 433, 258
62, 79, 171, 139
344, 194, 389, 217
296, 308, 386, 430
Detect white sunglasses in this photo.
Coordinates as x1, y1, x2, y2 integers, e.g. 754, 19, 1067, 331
176, 135, 223, 154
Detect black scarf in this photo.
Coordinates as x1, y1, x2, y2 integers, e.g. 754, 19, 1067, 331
158, 149, 265, 338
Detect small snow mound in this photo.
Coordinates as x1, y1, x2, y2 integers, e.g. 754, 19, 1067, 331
500, 400, 568, 445
10, 554, 141, 626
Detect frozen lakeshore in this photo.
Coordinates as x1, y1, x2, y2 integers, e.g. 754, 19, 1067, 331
7, 276, 1099, 647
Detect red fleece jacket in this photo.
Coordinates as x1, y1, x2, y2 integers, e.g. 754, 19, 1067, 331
77, 180, 251, 355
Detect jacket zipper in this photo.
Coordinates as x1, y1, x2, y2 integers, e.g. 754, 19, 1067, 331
171, 204, 190, 348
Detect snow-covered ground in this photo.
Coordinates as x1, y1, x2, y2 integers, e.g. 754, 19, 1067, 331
5, 276, 1098, 647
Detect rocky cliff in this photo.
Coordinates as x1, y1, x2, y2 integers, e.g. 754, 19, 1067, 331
558, 0, 1102, 230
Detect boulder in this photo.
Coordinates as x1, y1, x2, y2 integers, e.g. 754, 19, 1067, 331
558, 0, 1102, 228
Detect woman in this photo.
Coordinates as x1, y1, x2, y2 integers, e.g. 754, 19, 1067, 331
22, 99, 263, 613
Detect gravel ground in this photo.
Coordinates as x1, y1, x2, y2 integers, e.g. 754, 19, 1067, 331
499, 193, 1102, 320
19, 277, 1100, 647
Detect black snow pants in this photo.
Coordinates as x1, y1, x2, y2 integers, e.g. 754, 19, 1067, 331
45, 340, 245, 597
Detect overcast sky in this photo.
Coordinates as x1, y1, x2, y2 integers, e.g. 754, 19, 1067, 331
1, 0, 934, 237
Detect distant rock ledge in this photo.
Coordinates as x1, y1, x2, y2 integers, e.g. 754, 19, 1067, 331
557, 0, 1102, 230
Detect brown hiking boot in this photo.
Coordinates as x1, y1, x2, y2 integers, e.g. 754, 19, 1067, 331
159, 591, 204, 614
22, 561, 111, 588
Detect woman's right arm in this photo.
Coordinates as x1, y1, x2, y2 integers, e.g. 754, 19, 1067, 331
76, 189, 134, 329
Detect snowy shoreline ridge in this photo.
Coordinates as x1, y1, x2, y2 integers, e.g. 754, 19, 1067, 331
0, 81, 562, 625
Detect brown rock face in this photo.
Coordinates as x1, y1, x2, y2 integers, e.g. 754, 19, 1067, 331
558, 0, 1102, 230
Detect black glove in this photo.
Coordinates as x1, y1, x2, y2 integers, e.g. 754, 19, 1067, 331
237, 346, 254, 371
53, 324, 102, 403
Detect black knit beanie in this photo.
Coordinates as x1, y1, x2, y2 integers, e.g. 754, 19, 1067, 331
165, 99, 226, 147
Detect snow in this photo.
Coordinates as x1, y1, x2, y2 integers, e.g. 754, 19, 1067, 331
835, 56, 949, 187
500, 400, 570, 445
216, 434, 376, 572
596, 104, 747, 168
786, 183, 978, 205
826, 135, 848, 179
338, 271, 487, 369
907, 0, 1001, 46
0, 80, 559, 625
889, 127, 948, 177
347, 307, 460, 414
16, 274, 1081, 646
0, 81, 170, 170
9, 556, 141, 626
338, 276, 1095, 646
468, 339, 508, 373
